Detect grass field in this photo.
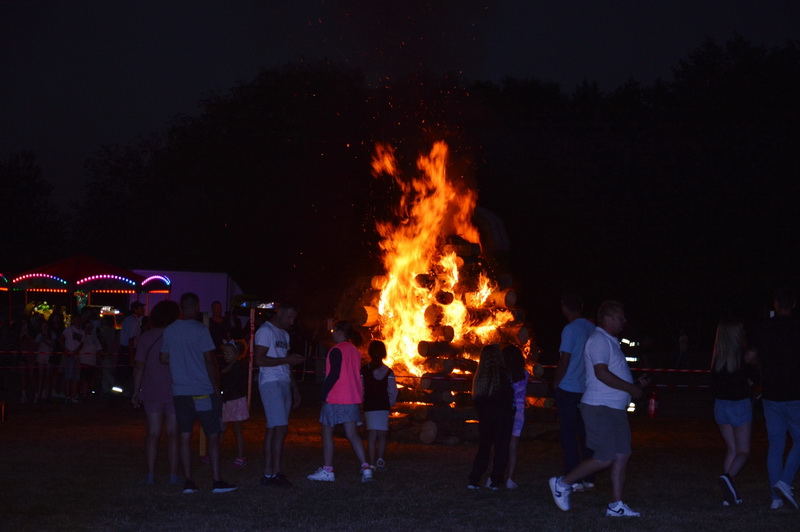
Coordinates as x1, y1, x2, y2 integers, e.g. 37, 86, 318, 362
1, 384, 797, 531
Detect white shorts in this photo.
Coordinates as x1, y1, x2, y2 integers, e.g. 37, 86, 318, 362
364, 410, 389, 431
259, 380, 291, 428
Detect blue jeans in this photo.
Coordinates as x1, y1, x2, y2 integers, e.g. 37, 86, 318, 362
555, 387, 594, 479
763, 399, 800, 499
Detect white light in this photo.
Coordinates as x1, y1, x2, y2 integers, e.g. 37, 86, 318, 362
111, 386, 124, 394
621, 338, 632, 345
625, 356, 638, 363
627, 402, 636, 412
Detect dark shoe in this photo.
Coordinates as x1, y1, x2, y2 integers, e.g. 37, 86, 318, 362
182, 479, 199, 494
271, 473, 293, 487
211, 480, 238, 493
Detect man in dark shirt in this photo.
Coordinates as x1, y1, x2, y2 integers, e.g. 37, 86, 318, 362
745, 287, 800, 510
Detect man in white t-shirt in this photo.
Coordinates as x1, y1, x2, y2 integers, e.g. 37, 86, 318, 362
254, 303, 305, 487
549, 301, 649, 517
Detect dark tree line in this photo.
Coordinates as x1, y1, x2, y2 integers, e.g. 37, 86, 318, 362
5, 36, 799, 352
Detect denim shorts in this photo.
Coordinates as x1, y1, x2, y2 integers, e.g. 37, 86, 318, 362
320, 403, 361, 427
714, 398, 753, 427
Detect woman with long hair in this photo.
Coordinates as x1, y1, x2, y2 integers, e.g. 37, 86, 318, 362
468, 343, 515, 490
711, 319, 755, 506
132, 300, 181, 485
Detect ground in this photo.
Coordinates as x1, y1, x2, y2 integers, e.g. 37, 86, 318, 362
1, 383, 797, 531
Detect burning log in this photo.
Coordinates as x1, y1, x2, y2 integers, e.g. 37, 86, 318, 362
419, 420, 438, 444
527, 397, 555, 408
415, 273, 435, 290
452, 357, 478, 373
417, 341, 457, 358
394, 402, 430, 419
498, 325, 529, 345
486, 289, 517, 309
430, 325, 455, 343
418, 373, 472, 393
423, 357, 455, 374
424, 305, 444, 326
371, 275, 388, 290
435, 291, 454, 305
354, 305, 379, 327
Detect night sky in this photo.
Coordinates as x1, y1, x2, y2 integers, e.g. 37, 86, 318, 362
2, 1, 797, 205
2, 1, 799, 356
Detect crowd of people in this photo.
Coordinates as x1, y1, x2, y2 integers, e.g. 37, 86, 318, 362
3, 287, 798, 513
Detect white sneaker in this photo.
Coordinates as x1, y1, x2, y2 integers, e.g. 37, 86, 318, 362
548, 477, 571, 511
774, 480, 798, 509
506, 479, 518, 489
361, 466, 373, 483
571, 482, 585, 492
307, 467, 335, 482
606, 501, 640, 517
581, 481, 596, 491
771, 499, 784, 509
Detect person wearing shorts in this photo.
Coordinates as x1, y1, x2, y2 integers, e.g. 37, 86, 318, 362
548, 301, 649, 517
307, 321, 372, 483
361, 340, 398, 471
254, 304, 305, 487
160, 292, 236, 494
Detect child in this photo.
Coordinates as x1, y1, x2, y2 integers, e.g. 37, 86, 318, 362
502, 344, 528, 489
308, 321, 372, 483
220, 341, 249, 468
361, 340, 398, 470
468, 344, 515, 490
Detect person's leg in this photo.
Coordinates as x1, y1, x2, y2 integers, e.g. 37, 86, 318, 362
507, 435, 520, 481
780, 400, 800, 484
718, 423, 737, 474
608, 453, 631, 503
207, 432, 221, 481
322, 424, 335, 467
263, 426, 275, 475
165, 413, 179, 478
145, 412, 165, 477
342, 421, 367, 465
270, 425, 288, 474
367, 430, 378, 465
763, 400, 787, 499
469, 411, 496, 485
728, 422, 751, 478
562, 457, 611, 486
490, 411, 513, 485
179, 432, 192, 479
555, 388, 581, 475
233, 421, 244, 458
377, 430, 388, 462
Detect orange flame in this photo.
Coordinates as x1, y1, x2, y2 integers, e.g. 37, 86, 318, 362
369, 141, 524, 377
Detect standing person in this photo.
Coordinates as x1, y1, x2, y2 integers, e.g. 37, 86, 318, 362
77, 320, 102, 399
208, 301, 232, 351
60, 314, 85, 403
502, 344, 528, 489
549, 301, 649, 517
220, 342, 249, 468
116, 301, 145, 399
745, 287, 800, 510
132, 300, 181, 486
255, 303, 305, 487
159, 292, 237, 494
34, 320, 57, 403
308, 321, 372, 483
467, 344, 515, 490
553, 294, 598, 492
711, 319, 755, 506
361, 340, 398, 471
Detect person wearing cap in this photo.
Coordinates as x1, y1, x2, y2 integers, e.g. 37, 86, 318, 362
113, 301, 145, 399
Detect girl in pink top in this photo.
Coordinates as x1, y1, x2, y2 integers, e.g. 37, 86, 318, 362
308, 321, 372, 483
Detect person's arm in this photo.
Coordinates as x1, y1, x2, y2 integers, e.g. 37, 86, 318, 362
593, 363, 646, 400
253, 344, 305, 367
387, 370, 398, 407
553, 351, 571, 389
204, 349, 221, 395
320, 348, 342, 402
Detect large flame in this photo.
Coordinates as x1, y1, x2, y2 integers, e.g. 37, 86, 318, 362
369, 141, 523, 377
